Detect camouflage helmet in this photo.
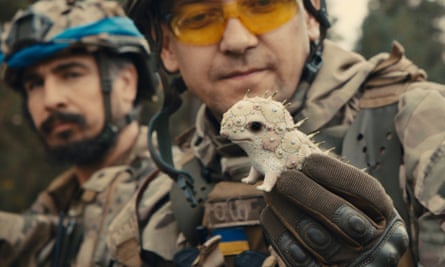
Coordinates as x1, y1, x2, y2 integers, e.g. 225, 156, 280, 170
1, 0, 157, 102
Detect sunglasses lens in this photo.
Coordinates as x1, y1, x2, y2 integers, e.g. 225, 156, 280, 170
169, 0, 298, 45
170, 3, 225, 45
240, 0, 298, 34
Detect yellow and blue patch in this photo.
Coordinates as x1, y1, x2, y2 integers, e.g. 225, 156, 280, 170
212, 228, 250, 256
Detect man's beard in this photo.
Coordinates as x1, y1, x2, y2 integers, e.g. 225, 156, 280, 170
39, 112, 118, 167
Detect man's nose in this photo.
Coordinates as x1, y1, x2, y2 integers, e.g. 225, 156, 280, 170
42, 78, 67, 111
219, 18, 258, 54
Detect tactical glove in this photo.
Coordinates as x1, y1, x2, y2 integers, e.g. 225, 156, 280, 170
260, 153, 409, 266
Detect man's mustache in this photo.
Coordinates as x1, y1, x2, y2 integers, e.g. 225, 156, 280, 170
40, 112, 86, 135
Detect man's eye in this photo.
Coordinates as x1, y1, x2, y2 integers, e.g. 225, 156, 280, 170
63, 71, 82, 79
23, 80, 42, 92
180, 9, 221, 29
247, 121, 264, 132
243, 0, 275, 13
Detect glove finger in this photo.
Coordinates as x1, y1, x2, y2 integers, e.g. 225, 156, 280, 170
293, 153, 392, 220
260, 206, 319, 267
264, 191, 409, 266
273, 168, 386, 234
264, 191, 379, 263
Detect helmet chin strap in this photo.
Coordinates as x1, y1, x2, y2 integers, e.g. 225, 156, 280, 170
96, 51, 140, 145
301, 41, 324, 83
303, 0, 331, 34
301, 0, 331, 84
147, 76, 200, 207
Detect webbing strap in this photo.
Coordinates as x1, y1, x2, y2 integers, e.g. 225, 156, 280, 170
147, 78, 214, 245
148, 107, 215, 245
147, 100, 198, 207
170, 157, 215, 245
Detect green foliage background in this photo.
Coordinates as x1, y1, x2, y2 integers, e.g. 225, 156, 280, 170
357, 0, 445, 84
0, 0, 56, 212
0, 0, 444, 212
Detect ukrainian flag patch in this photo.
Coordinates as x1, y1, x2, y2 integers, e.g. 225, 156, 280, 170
212, 228, 250, 256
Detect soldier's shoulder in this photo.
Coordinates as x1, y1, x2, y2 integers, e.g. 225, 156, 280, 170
107, 172, 176, 264
359, 41, 430, 109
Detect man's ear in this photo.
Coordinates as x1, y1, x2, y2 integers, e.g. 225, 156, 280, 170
160, 25, 180, 72
304, 0, 321, 41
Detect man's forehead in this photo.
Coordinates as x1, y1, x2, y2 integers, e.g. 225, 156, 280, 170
24, 54, 94, 74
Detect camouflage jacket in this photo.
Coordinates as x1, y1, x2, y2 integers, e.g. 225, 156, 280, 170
59, 41, 445, 266
0, 126, 180, 267
151, 40, 445, 266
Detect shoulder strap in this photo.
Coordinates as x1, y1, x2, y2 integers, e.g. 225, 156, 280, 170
170, 156, 215, 245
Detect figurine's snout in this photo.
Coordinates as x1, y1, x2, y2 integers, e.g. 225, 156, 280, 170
219, 127, 229, 138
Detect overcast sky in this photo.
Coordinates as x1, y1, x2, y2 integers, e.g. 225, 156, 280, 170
326, 0, 370, 50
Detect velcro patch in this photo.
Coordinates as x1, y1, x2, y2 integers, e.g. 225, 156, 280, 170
204, 196, 265, 229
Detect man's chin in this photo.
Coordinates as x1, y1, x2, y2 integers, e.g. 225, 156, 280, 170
43, 135, 116, 166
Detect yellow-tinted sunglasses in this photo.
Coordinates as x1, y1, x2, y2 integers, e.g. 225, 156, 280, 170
165, 0, 299, 45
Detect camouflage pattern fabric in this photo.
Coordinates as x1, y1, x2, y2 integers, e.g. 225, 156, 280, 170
0, 126, 161, 267
0, 0, 128, 55
395, 83, 445, 265
0, 212, 58, 267
164, 40, 445, 266
107, 172, 183, 266
107, 142, 187, 266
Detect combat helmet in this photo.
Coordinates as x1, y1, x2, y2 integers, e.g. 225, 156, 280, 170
1, 0, 158, 103
0, 0, 160, 148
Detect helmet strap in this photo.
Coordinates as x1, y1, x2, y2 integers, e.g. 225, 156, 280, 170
301, 41, 324, 83
96, 51, 140, 143
300, 0, 331, 83
303, 0, 331, 34
147, 76, 199, 207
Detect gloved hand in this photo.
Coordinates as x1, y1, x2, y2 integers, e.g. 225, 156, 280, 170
260, 153, 409, 266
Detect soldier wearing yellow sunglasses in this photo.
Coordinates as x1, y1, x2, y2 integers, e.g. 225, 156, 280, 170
122, 0, 445, 266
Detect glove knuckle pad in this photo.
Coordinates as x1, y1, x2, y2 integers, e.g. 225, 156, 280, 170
333, 205, 377, 245
296, 219, 341, 260
276, 232, 318, 266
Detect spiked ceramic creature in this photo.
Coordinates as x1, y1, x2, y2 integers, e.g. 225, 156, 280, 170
220, 95, 322, 192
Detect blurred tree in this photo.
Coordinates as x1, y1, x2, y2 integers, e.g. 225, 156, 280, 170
0, 0, 28, 20
357, 0, 445, 83
0, 86, 67, 212
0, 0, 59, 212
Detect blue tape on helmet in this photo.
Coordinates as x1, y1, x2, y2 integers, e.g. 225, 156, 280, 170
6, 16, 143, 69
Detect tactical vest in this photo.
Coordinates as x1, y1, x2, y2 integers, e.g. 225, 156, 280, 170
169, 42, 426, 266
169, 133, 269, 267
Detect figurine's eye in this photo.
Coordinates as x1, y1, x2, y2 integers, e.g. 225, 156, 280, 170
247, 121, 263, 133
